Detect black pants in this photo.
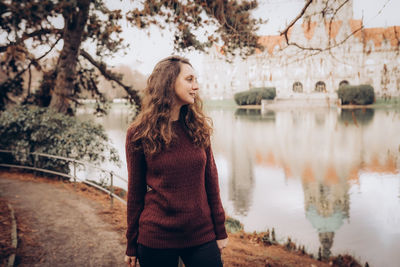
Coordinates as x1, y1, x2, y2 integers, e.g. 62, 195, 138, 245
137, 240, 223, 267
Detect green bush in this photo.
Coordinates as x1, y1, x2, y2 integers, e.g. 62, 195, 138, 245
225, 217, 243, 233
246, 91, 258, 105
234, 87, 276, 105
0, 105, 120, 176
234, 92, 249, 105
337, 84, 375, 105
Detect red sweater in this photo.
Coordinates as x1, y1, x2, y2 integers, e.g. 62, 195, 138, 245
125, 120, 227, 256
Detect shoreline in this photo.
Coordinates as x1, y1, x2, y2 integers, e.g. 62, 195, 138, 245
235, 103, 400, 109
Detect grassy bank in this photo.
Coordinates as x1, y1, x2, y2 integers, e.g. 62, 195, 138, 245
204, 99, 237, 108
373, 96, 400, 108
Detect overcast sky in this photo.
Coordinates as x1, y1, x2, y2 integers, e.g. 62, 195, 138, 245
102, 0, 400, 75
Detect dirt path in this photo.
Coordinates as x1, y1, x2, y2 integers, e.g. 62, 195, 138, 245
0, 177, 126, 267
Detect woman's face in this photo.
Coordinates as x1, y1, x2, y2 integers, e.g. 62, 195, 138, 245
174, 63, 199, 106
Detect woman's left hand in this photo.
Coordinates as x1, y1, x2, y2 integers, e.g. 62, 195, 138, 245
217, 238, 228, 251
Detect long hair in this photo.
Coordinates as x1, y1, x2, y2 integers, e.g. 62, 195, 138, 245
128, 55, 212, 155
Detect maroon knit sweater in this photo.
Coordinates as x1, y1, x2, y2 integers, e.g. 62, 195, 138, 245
125, 120, 227, 256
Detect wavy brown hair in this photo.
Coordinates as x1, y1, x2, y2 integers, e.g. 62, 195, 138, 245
128, 55, 212, 155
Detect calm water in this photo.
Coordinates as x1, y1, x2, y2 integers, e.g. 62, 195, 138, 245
77, 105, 400, 267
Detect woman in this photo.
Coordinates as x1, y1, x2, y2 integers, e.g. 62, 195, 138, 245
124, 56, 228, 267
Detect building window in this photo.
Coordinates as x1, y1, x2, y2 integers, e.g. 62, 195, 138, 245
339, 80, 349, 88
293, 81, 303, 93
315, 81, 326, 92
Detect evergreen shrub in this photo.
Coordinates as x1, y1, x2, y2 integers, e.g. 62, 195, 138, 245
225, 217, 243, 233
234, 87, 276, 105
234, 92, 249, 105
0, 105, 120, 177
337, 84, 375, 105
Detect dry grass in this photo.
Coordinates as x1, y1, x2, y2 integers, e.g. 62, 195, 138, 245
0, 197, 14, 266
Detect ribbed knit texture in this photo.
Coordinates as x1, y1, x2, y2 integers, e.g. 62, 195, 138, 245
125, 120, 227, 256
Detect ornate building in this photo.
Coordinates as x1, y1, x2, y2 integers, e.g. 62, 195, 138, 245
201, 0, 400, 100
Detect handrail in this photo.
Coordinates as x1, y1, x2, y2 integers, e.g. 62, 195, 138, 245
0, 149, 127, 183
0, 149, 127, 206
32, 151, 128, 183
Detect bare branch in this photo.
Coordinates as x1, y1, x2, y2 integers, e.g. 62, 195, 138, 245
287, 42, 323, 52
280, 0, 313, 40
0, 28, 61, 53
368, 0, 391, 22
278, 0, 366, 52
79, 49, 142, 109
279, 0, 321, 51
27, 65, 32, 96
327, 0, 350, 48
0, 37, 62, 87
34, 36, 62, 62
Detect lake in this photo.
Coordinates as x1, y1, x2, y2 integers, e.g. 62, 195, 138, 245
77, 104, 400, 267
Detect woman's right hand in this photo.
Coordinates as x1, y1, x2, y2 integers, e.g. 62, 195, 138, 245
124, 255, 139, 267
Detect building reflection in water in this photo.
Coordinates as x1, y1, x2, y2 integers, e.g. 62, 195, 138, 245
301, 166, 350, 260
229, 128, 254, 215
208, 108, 277, 215
230, 109, 277, 214
208, 106, 399, 266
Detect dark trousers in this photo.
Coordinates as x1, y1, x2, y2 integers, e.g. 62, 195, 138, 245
137, 240, 223, 267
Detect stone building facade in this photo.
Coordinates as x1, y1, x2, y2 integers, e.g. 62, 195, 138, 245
201, 0, 400, 100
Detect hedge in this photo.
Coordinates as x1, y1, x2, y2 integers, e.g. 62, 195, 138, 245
234, 87, 276, 105
337, 84, 375, 105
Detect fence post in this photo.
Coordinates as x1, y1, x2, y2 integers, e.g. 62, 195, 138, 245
110, 171, 114, 208
33, 153, 39, 178
73, 160, 77, 190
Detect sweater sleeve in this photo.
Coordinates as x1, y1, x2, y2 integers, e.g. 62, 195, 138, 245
204, 145, 228, 240
125, 128, 147, 256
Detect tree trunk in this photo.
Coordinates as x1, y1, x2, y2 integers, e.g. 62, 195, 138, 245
49, 0, 90, 114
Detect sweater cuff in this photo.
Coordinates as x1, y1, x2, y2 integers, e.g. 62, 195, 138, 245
126, 243, 138, 257
215, 222, 228, 240
216, 229, 228, 240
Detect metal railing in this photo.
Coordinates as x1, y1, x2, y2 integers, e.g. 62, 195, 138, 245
0, 149, 127, 206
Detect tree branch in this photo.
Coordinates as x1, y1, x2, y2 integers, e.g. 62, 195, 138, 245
0, 37, 62, 88
325, 0, 350, 48
279, 0, 321, 51
0, 28, 61, 53
79, 49, 142, 109
280, 0, 313, 40
278, 0, 366, 52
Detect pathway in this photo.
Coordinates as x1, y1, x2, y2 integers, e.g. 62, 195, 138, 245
0, 177, 126, 267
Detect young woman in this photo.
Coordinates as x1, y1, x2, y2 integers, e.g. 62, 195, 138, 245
124, 56, 228, 267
